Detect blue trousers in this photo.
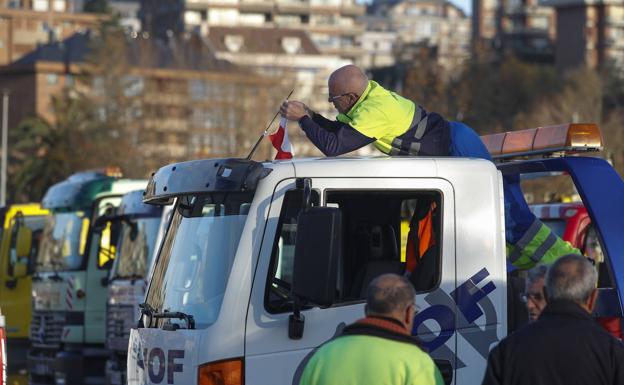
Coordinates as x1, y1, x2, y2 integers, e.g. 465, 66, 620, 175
448, 121, 535, 245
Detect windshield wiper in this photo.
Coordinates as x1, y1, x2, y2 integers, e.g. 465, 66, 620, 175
154, 310, 196, 330
49, 261, 63, 282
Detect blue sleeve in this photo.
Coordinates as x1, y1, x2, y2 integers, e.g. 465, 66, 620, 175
299, 114, 375, 157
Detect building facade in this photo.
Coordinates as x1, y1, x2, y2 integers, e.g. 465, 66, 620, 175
473, 0, 502, 47
472, 0, 555, 61
364, 0, 470, 75
0, 4, 101, 65
139, 0, 365, 64
205, 25, 348, 155
0, 31, 282, 173
543, 0, 624, 71
503, 0, 555, 61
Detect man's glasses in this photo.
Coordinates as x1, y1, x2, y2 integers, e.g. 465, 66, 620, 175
328, 93, 351, 103
520, 292, 545, 304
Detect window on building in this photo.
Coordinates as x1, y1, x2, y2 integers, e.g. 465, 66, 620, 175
47, 73, 58, 85
33, 0, 49, 11
240, 12, 266, 25
53, 0, 66, 11
184, 10, 202, 25
265, 189, 442, 313
124, 76, 144, 97
208, 9, 239, 25
275, 15, 301, 26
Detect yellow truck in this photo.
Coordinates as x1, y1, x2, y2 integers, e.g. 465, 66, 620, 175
0, 204, 49, 384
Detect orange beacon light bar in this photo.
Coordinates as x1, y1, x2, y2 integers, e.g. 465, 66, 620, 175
480, 123, 603, 159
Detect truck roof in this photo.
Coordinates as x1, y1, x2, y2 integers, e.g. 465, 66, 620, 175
284, 156, 496, 178
143, 156, 498, 205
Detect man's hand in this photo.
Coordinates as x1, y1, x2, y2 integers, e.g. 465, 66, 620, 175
280, 101, 312, 121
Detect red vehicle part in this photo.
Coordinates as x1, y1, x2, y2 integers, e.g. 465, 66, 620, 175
531, 202, 623, 339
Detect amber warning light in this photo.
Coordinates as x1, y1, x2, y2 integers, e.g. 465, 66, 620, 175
480, 123, 603, 159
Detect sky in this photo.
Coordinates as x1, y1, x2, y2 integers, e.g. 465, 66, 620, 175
358, 0, 472, 15
453, 0, 471, 14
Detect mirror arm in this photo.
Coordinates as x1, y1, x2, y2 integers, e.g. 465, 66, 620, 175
288, 296, 305, 340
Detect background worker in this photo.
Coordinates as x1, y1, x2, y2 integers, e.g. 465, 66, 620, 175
299, 274, 443, 385
280, 64, 578, 270
523, 265, 548, 322
482, 254, 624, 385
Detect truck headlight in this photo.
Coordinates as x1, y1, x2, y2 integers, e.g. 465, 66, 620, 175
198, 358, 242, 385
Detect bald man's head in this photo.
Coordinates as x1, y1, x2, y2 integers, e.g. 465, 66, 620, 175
328, 65, 369, 96
327, 65, 369, 114
366, 274, 416, 316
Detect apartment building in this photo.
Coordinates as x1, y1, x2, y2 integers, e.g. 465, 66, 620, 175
0, 2, 101, 65
364, 0, 470, 75
472, 0, 555, 61
473, 0, 502, 48
70, 0, 141, 31
139, 0, 365, 64
543, 0, 624, 71
205, 25, 348, 155
0, 31, 281, 172
503, 0, 555, 61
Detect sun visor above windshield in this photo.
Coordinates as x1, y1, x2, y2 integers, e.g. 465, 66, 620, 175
116, 190, 162, 218
42, 174, 115, 211
143, 158, 272, 205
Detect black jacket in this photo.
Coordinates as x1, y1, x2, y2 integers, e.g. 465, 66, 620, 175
482, 300, 624, 385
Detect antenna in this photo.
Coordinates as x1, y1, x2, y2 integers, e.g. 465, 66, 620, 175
245, 89, 294, 161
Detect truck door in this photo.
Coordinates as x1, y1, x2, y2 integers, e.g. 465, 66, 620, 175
245, 177, 457, 385
84, 196, 122, 344
0, 212, 45, 339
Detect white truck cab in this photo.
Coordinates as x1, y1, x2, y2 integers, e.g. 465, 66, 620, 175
127, 124, 624, 385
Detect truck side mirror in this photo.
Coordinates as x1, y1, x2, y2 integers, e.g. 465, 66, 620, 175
289, 206, 342, 340
16, 226, 32, 259
292, 207, 342, 305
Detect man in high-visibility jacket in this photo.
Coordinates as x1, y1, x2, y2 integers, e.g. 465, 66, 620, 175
299, 274, 444, 385
280, 64, 578, 269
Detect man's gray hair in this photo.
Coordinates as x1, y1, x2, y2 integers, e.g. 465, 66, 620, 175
526, 264, 548, 286
366, 274, 416, 315
546, 254, 597, 303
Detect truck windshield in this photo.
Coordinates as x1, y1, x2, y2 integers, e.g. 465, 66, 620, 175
145, 192, 252, 329
36, 211, 89, 272
111, 217, 161, 279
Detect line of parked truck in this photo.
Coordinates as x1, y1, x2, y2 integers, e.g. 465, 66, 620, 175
0, 122, 622, 385
0, 168, 172, 385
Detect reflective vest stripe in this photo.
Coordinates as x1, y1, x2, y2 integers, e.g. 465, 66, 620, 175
509, 219, 543, 264
508, 223, 580, 269
530, 231, 558, 263
415, 114, 428, 140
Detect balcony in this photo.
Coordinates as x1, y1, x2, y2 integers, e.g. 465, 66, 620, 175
307, 24, 364, 35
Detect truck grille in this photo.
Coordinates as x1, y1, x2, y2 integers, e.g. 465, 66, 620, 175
30, 312, 65, 348
106, 304, 134, 350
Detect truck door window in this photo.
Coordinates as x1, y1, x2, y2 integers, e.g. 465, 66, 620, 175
94, 197, 122, 269
265, 189, 319, 313
265, 189, 441, 313
7, 215, 46, 275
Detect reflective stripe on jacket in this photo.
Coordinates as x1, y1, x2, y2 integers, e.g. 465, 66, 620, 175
336, 80, 451, 156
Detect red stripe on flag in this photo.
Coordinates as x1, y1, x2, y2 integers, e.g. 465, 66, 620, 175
269, 117, 293, 160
